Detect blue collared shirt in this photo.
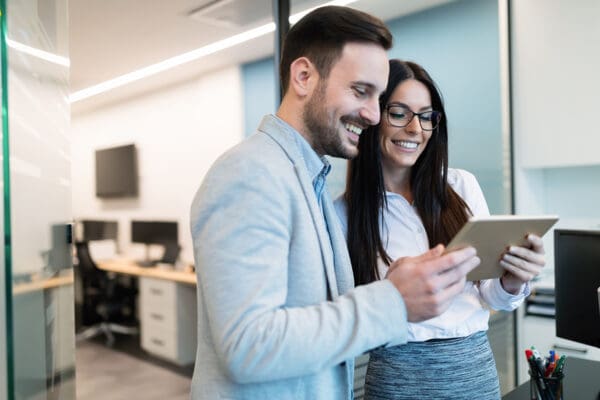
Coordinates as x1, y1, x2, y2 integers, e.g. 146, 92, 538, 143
295, 138, 331, 208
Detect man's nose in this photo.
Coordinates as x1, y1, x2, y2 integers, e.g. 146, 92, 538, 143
361, 98, 381, 126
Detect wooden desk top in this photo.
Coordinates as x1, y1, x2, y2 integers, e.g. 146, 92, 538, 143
96, 259, 197, 285
13, 270, 74, 295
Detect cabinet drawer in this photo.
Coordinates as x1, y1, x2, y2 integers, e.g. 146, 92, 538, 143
141, 305, 176, 332
140, 277, 177, 310
141, 322, 177, 361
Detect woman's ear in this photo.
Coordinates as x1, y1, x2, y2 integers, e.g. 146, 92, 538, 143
288, 57, 317, 98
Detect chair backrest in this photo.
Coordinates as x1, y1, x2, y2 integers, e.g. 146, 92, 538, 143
75, 241, 104, 283
160, 242, 180, 265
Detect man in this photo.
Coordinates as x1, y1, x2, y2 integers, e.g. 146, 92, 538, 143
190, 6, 479, 399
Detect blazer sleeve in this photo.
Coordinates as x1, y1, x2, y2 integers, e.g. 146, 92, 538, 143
191, 153, 407, 384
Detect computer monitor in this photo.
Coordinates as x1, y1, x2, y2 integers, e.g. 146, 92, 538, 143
79, 220, 118, 242
131, 220, 178, 265
554, 229, 600, 348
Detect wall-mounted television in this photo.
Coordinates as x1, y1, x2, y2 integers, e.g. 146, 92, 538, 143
95, 144, 138, 198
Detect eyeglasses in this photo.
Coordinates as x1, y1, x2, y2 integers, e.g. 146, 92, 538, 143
385, 104, 441, 131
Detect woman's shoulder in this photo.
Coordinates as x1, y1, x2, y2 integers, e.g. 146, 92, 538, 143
447, 168, 489, 216
447, 168, 480, 193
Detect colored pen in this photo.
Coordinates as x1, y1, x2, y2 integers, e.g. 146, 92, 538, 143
553, 355, 567, 377
526, 350, 548, 397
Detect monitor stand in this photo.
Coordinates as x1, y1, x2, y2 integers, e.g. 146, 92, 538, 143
137, 245, 157, 267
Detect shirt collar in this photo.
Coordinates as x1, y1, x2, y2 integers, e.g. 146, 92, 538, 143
266, 115, 331, 183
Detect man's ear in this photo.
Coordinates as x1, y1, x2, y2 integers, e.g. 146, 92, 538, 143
288, 57, 318, 98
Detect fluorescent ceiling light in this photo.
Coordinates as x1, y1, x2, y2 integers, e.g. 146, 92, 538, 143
70, 0, 357, 103
6, 38, 70, 67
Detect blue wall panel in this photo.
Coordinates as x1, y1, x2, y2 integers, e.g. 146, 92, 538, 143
241, 0, 506, 210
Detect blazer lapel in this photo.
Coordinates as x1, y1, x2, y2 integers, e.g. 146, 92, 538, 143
260, 118, 339, 299
293, 164, 339, 298
321, 187, 354, 294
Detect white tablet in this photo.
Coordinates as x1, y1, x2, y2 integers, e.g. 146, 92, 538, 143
446, 215, 559, 281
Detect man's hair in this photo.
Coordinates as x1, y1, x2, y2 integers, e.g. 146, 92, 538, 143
279, 6, 392, 95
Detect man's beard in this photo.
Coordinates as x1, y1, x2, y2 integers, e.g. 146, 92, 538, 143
302, 82, 354, 159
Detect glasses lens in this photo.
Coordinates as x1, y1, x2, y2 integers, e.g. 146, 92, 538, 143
418, 111, 441, 131
387, 105, 412, 127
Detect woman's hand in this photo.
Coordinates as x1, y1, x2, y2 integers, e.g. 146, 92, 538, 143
499, 234, 545, 294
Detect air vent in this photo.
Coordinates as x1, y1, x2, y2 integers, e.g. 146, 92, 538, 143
187, 0, 272, 29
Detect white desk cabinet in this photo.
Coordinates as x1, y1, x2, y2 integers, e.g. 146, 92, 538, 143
139, 277, 197, 365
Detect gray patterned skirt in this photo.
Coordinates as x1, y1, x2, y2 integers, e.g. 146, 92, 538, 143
364, 331, 500, 400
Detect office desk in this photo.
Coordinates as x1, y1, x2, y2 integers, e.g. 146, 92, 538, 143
13, 270, 74, 295
503, 357, 600, 399
96, 259, 197, 365
96, 259, 196, 285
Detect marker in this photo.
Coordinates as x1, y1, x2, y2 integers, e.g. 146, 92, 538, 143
526, 350, 548, 396
553, 355, 567, 377
545, 360, 556, 377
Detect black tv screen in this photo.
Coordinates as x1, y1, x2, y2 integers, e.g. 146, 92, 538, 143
95, 144, 138, 198
554, 229, 600, 348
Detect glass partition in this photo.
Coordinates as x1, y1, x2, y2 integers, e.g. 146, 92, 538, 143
1, 0, 74, 398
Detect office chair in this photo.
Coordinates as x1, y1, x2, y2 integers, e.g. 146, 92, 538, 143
75, 241, 138, 346
160, 241, 181, 265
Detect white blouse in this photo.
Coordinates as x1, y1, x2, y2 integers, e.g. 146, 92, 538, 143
334, 168, 529, 342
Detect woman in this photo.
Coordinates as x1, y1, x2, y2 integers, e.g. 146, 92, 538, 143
334, 60, 545, 399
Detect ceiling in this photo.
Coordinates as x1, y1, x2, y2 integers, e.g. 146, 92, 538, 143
69, 0, 454, 113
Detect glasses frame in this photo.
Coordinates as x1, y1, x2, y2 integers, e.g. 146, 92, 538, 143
384, 103, 441, 131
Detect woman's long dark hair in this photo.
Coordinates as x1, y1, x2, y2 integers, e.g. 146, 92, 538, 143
345, 60, 472, 285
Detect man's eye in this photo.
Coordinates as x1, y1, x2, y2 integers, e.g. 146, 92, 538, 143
353, 87, 367, 97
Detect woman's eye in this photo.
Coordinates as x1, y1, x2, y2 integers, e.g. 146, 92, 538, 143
421, 113, 433, 121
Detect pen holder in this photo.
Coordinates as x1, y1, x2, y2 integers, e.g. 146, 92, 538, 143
528, 370, 564, 400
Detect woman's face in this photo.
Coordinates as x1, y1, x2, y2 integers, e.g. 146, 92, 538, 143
379, 79, 434, 176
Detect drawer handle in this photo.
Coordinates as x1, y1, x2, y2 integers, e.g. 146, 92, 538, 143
150, 313, 164, 321
151, 338, 165, 347
552, 344, 588, 354
150, 288, 163, 295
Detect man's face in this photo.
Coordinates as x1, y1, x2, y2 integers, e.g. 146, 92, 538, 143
302, 42, 389, 159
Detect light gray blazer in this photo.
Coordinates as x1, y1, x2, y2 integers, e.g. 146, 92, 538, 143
189, 115, 407, 399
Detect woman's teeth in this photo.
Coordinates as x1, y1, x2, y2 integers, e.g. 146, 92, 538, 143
392, 140, 418, 149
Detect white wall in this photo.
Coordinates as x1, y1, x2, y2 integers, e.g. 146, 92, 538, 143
511, 0, 600, 384
71, 66, 244, 264
512, 0, 600, 262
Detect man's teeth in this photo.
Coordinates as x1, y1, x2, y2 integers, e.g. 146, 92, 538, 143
345, 123, 363, 135
393, 140, 418, 149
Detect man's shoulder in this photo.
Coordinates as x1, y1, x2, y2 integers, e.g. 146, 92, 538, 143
213, 132, 291, 172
